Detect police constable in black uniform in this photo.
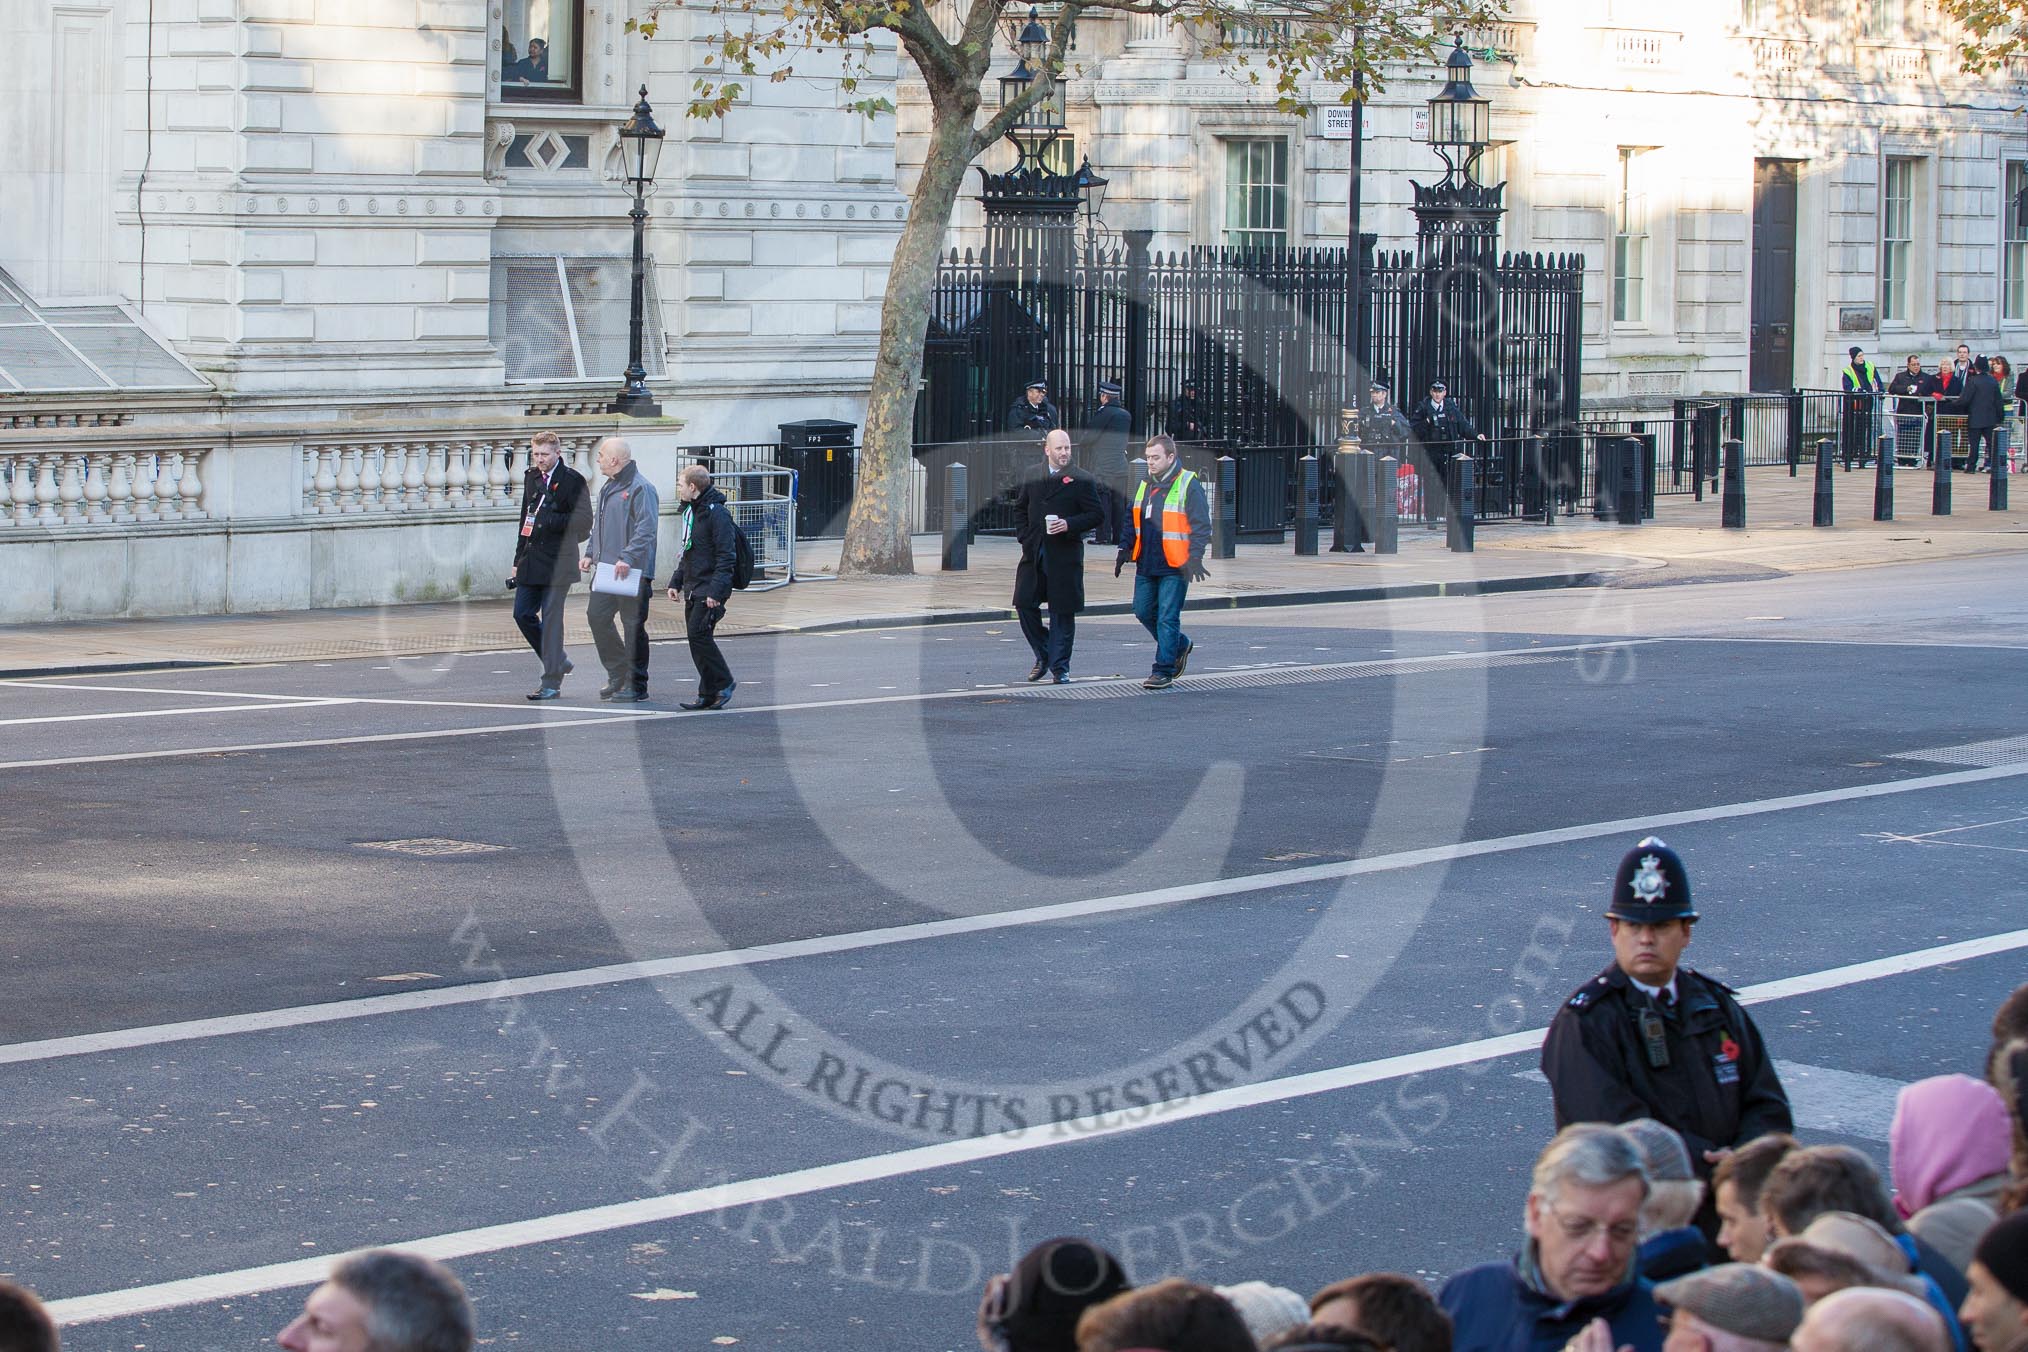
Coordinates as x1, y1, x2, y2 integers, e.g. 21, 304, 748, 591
1085, 379, 1133, 545
1356, 380, 1412, 452
1006, 380, 1059, 433
1541, 837, 1793, 1236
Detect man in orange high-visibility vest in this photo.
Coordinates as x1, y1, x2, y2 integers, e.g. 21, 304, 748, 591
1115, 432, 1211, 691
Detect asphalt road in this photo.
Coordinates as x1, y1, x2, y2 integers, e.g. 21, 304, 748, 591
3, 553, 2027, 1351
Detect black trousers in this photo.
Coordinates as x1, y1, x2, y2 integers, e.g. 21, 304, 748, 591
684, 595, 733, 696
1016, 601, 1076, 674
1965, 425, 2000, 473
512, 581, 572, 683
1100, 471, 1132, 545
587, 576, 652, 692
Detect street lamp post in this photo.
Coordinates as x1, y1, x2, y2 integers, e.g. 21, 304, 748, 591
1410, 40, 1503, 437
610, 85, 665, 418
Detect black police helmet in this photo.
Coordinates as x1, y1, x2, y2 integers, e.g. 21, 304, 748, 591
1605, 836, 1698, 923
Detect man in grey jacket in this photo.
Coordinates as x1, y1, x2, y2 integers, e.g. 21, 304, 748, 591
580, 436, 660, 702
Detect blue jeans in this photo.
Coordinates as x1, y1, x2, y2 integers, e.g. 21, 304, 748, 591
1133, 573, 1190, 676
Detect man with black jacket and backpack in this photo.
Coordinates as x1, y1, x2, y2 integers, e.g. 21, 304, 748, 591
666, 464, 739, 711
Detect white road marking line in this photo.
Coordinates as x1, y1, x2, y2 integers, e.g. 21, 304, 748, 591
0, 679, 335, 703
41, 927, 2028, 1327
0, 699, 353, 727
6, 756, 2028, 1068
0, 641, 1648, 774
8, 679, 652, 716
1514, 1060, 1907, 1143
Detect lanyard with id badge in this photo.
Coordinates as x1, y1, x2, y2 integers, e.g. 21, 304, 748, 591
522, 478, 551, 538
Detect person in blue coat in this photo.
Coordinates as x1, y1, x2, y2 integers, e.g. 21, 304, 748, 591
1440, 1124, 1664, 1352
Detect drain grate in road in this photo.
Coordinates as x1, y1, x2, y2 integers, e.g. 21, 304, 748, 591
1887, 734, 2028, 768
1008, 651, 1568, 701
356, 837, 510, 857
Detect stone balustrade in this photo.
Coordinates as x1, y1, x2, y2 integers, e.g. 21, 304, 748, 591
298, 433, 601, 517
1, 446, 209, 527
0, 415, 681, 621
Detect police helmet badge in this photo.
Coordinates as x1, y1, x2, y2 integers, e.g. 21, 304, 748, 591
1630, 854, 1669, 905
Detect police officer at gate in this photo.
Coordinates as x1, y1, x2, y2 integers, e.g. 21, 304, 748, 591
1541, 837, 1793, 1234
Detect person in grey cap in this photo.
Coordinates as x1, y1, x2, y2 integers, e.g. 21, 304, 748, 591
1654, 1263, 1804, 1352
1622, 1118, 1710, 1281
1541, 838, 1793, 1240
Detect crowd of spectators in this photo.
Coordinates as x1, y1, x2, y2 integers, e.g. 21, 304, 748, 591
2, 993, 2023, 1352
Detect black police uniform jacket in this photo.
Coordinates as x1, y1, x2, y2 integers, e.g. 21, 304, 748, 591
1084, 401, 1132, 473
1356, 403, 1412, 450
1012, 464, 1104, 612
1541, 964, 1793, 1167
1006, 396, 1060, 433
511, 461, 593, 588
1410, 397, 1479, 447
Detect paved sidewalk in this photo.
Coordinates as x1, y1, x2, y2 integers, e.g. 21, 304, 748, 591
1, 463, 2023, 675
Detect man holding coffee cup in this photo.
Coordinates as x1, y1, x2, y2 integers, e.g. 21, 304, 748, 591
1013, 428, 1105, 684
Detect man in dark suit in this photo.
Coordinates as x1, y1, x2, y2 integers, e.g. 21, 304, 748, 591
1085, 378, 1133, 545
1953, 357, 2007, 473
1013, 429, 1104, 684
509, 430, 592, 700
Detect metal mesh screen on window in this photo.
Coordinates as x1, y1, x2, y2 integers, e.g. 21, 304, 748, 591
489, 256, 665, 383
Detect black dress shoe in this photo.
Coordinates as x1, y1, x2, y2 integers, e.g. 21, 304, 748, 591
526, 686, 562, 701
1051, 672, 1070, 685
1026, 661, 1049, 682
678, 697, 714, 711
712, 680, 737, 709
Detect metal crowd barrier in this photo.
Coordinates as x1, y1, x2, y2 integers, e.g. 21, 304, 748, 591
714, 465, 798, 591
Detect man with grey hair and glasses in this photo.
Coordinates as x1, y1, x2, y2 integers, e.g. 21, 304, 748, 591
277, 1249, 474, 1352
1439, 1123, 1664, 1352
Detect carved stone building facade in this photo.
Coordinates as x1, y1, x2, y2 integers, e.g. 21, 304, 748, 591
0, 0, 904, 618
898, 0, 2028, 404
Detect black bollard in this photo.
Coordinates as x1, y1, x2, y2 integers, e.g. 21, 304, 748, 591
1615, 437, 1644, 525
1374, 454, 1399, 554
1214, 455, 1237, 560
1295, 454, 1320, 555
941, 461, 968, 571
1933, 430, 1953, 516
1721, 438, 1745, 529
1447, 454, 1476, 553
1874, 433, 1894, 521
1332, 449, 1357, 551
1348, 450, 1374, 551
1994, 428, 2011, 511
1813, 438, 1834, 527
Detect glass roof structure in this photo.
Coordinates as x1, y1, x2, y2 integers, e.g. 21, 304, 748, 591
0, 268, 209, 394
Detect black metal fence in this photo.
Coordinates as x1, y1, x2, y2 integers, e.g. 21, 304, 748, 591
916, 240, 1584, 453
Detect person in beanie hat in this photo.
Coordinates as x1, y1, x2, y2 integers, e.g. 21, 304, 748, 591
976, 1236, 1129, 1352
1541, 837, 1793, 1240
1655, 1263, 1805, 1350
1215, 1282, 1311, 1348
1962, 1209, 2028, 1352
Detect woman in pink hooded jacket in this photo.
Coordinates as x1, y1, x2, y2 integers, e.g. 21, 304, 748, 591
1890, 1073, 2014, 1273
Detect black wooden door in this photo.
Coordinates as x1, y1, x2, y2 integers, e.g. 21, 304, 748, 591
1751, 160, 1799, 392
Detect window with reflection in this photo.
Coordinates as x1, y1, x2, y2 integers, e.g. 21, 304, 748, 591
501, 0, 582, 102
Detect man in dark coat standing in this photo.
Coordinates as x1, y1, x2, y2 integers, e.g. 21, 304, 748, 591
1085, 379, 1133, 545
1542, 837, 1794, 1240
666, 464, 739, 711
1006, 380, 1058, 433
509, 430, 592, 701
1169, 380, 1209, 443
1014, 429, 1104, 684
1952, 357, 2007, 474
1409, 379, 1487, 522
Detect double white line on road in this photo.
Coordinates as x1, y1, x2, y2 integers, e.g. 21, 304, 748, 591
40, 924, 2028, 1328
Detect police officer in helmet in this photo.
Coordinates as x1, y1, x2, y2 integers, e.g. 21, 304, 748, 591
1541, 837, 1793, 1236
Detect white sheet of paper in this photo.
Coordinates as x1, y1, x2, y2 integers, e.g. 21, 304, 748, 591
591, 562, 643, 597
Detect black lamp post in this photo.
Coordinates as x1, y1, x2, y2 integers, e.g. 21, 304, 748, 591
1425, 39, 1491, 187
998, 7, 1065, 170
1071, 155, 1108, 257
610, 84, 665, 418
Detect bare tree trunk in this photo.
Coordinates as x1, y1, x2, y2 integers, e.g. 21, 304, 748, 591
838, 109, 979, 576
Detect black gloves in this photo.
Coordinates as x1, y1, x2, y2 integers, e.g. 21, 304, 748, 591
1188, 560, 1211, 582
1114, 555, 1128, 577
